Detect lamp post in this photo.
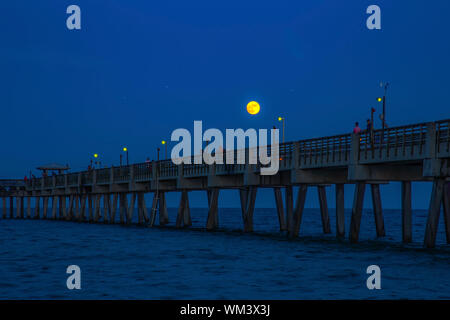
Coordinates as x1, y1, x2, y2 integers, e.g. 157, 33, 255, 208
93, 153, 100, 168
378, 82, 389, 143
161, 140, 167, 159
123, 147, 129, 166
157, 147, 160, 161
278, 117, 285, 143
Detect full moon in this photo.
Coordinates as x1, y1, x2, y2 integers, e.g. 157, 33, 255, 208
246, 101, 260, 115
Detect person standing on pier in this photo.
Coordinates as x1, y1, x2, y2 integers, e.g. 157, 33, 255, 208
353, 122, 361, 134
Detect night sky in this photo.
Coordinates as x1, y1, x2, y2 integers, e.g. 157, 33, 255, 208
1, 1, 449, 209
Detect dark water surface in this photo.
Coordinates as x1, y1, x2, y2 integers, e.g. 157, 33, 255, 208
1, 207, 449, 299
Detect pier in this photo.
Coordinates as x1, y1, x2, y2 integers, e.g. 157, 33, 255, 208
1, 119, 449, 248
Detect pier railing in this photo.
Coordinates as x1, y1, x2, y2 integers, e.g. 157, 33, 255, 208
297, 133, 352, 169
437, 119, 450, 158
22, 118, 450, 191
359, 122, 429, 163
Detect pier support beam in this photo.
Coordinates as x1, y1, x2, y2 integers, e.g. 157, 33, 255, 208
149, 192, 158, 227
73, 195, 79, 221
424, 179, 445, 248
401, 181, 413, 243
137, 193, 148, 225
43, 197, 49, 219
58, 196, 63, 219
66, 195, 74, 221
34, 196, 40, 219
370, 184, 385, 237
21, 197, 24, 218
119, 193, 127, 224
274, 188, 287, 231
240, 187, 257, 232
176, 190, 192, 228
79, 194, 87, 222
127, 193, 136, 224
26, 197, 31, 218
335, 184, 345, 238
51, 196, 57, 219
103, 194, 111, 223
289, 184, 308, 238
15, 197, 20, 219
94, 194, 101, 222
159, 192, 169, 226
285, 186, 294, 233
176, 191, 191, 228
206, 188, 220, 230
110, 193, 118, 223
443, 183, 450, 244
349, 182, 366, 243
88, 195, 93, 222
17, 197, 24, 219
9, 197, 14, 218
317, 186, 331, 234
61, 196, 67, 220
2, 197, 7, 219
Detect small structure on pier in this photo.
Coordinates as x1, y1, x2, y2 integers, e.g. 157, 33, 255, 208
37, 163, 70, 176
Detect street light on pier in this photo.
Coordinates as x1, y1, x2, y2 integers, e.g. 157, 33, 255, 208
278, 116, 285, 144
161, 140, 167, 159
377, 82, 389, 143
93, 153, 101, 168
123, 147, 129, 166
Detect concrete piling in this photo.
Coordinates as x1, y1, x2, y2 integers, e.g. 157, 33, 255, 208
206, 188, 219, 230
274, 187, 287, 231
176, 190, 191, 228
370, 184, 385, 237
51, 196, 57, 219
80, 194, 87, 221
335, 184, 345, 238
401, 181, 413, 243
285, 186, 294, 234
26, 197, 31, 218
2, 197, 7, 219
443, 183, 450, 244
159, 192, 169, 225
349, 182, 366, 243
34, 196, 40, 219
317, 186, 331, 234
9, 197, 14, 218
127, 193, 136, 224
43, 197, 49, 219
111, 193, 118, 223
149, 192, 158, 227
424, 179, 445, 248
94, 194, 101, 222
73, 195, 79, 221
104, 194, 111, 223
88, 195, 93, 222
290, 184, 308, 238
240, 187, 257, 232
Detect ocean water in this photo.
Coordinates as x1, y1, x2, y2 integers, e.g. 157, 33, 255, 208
0, 207, 449, 299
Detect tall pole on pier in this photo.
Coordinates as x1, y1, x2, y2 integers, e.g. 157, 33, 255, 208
161, 140, 167, 159
278, 117, 285, 144
123, 147, 129, 166
378, 82, 389, 143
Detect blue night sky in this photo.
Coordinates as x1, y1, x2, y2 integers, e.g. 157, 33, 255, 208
1, 1, 449, 209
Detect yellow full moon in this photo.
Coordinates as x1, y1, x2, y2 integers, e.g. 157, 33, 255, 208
246, 101, 260, 115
